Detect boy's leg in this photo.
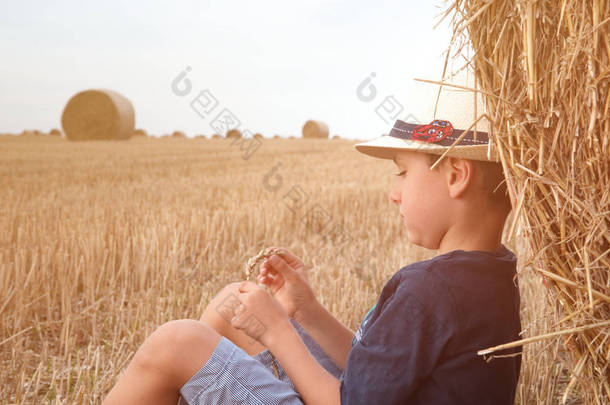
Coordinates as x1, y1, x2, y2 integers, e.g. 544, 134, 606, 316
103, 319, 222, 405
199, 282, 268, 356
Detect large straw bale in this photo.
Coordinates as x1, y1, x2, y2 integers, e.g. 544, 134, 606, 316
171, 131, 186, 138
302, 120, 329, 138
49, 128, 62, 137
445, 1, 610, 402
61, 89, 134, 141
132, 128, 147, 137
253, 133, 263, 140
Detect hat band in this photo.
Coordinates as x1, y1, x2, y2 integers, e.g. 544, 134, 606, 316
389, 119, 490, 146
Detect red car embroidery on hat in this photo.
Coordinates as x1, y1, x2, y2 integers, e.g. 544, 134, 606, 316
412, 120, 454, 143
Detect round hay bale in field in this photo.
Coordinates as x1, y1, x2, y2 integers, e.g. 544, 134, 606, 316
172, 131, 186, 138
302, 120, 329, 138
212, 134, 221, 139
20, 130, 36, 137
132, 128, 147, 137
194, 134, 206, 139
49, 128, 62, 137
332, 135, 341, 140
226, 129, 241, 139
288, 135, 296, 139
273, 135, 281, 139
253, 133, 263, 140
61, 89, 134, 141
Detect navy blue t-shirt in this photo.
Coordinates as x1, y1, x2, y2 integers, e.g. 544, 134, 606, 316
340, 244, 521, 404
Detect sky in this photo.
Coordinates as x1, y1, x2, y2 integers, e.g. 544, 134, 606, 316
0, 0, 462, 140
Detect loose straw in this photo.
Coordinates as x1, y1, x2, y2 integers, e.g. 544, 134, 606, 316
428, 113, 493, 170
478, 320, 610, 356
413, 77, 514, 104
534, 266, 610, 304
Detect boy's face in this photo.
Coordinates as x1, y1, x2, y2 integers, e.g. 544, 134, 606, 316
389, 150, 453, 250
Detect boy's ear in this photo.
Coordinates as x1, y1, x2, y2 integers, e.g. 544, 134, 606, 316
444, 157, 474, 199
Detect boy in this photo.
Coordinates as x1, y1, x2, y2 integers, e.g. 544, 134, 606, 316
103, 82, 522, 404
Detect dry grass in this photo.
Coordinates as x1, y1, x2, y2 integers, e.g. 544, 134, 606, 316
0, 135, 581, 403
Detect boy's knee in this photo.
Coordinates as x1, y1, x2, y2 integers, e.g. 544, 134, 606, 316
133, 319, 220, 386
210, 282, 242, 308
219, 282, 242, 295
200, 282, 242, 327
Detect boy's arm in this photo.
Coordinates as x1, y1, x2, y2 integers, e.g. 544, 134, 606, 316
294, 299, 354, 370
268, 321, 341, 405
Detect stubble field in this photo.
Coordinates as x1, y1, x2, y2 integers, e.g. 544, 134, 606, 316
0, 136, 570, 403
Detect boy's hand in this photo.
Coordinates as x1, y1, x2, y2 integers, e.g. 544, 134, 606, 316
231, 281, 291, 348
258, 247, 317, 324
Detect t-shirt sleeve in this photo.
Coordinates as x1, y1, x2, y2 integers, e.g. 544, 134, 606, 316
339, 277, 454, 404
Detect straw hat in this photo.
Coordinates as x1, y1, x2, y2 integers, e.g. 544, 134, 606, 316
354, 72, 501, 163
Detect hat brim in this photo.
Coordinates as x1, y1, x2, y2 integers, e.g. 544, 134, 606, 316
354, 135, 500, 162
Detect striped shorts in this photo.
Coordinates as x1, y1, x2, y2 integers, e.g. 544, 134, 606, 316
178, 318, 344, 405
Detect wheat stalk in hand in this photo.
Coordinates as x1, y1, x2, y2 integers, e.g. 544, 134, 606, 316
243, 247, 286, 379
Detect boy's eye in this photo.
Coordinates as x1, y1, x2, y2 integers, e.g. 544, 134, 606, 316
394, 170, 407, 177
